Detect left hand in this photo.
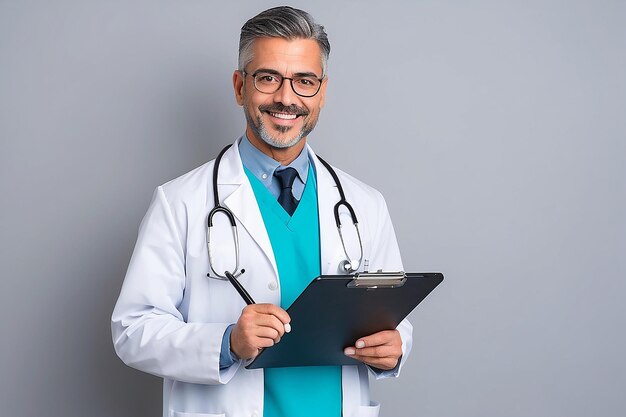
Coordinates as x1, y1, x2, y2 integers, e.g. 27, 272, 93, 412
343, 329, 402, 370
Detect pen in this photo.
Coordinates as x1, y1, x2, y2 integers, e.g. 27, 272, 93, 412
224, 271, 291, 333
224, 271, 255, 305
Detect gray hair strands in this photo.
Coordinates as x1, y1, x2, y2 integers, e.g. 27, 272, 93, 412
238, 6, 331, 76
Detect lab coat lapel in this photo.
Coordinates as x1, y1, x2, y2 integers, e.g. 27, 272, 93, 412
218, 142, 278, 279
308, 146, 344, 276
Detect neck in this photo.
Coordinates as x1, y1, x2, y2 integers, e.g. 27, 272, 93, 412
245, 128, 307, 166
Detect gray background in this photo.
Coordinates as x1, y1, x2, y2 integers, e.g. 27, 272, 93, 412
1, 1, 624, 416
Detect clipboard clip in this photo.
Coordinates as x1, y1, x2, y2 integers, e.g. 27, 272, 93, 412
347, 271, 407, 289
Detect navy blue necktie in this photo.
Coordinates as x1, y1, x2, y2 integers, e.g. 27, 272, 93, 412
274, 167, 299, 216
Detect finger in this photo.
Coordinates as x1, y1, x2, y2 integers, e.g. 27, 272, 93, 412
351, 345, 399, 358
253, 314, 287, 337
252, 326, 280, 341
245, 334, 279, 353
258, 336, 280, 348
254, 336, 277, 349
349, 354, 398, 370
252, 304, 291, 326
238, 314, 286, 342
355, 330, 400, 348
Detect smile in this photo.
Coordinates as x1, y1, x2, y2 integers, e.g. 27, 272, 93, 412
268, 112, 299, 120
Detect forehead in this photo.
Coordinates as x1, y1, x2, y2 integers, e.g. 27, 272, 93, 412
249, 37, 323, 75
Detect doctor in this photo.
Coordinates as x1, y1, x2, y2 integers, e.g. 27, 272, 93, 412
112, 6, 412, 417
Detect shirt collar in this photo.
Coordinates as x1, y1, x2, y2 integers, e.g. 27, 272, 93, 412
238, 134, 309, 186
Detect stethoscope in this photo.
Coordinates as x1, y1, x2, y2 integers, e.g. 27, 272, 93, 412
206, 144, 364, 282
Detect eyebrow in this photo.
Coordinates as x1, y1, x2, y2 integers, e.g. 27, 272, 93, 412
253, 68, 322, 79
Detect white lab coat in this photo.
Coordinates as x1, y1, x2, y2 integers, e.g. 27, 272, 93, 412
111, 140, 412, 417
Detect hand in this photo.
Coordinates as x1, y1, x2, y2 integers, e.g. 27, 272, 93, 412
230, 303, 291, 360
343, 329, 402, 370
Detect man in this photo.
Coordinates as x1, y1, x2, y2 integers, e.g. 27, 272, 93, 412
112, 6, 412, 417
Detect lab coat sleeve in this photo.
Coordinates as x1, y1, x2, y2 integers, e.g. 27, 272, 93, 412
111, 187, 241, 385
366, 192, 413, 380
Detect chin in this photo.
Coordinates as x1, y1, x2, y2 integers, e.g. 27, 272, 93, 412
262, 134, 303, 149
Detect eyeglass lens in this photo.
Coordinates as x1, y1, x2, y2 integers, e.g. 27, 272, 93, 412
253, 72, 321, 97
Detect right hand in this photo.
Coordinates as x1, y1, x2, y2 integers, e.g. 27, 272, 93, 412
230, 303, 291, 360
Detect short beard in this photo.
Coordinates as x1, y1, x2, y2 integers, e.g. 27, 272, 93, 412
244, 104, 316, 149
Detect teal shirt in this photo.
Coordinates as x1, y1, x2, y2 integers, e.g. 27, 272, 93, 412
244, 165, 342, 417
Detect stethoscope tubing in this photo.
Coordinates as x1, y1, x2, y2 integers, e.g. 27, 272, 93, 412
206, 145, 240, 280
207, 144, 364, 279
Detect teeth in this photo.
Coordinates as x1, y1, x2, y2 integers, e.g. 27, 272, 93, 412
270, 112, 297, 120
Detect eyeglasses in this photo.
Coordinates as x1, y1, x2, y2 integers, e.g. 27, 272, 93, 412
243, 70, 323, 98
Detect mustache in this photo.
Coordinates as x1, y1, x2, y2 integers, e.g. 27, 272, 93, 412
259, 104, 309, 116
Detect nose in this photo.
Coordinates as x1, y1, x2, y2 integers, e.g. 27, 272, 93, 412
274, 78, 297, 106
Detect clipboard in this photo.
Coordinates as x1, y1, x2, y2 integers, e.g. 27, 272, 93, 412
246, 271, 443, 369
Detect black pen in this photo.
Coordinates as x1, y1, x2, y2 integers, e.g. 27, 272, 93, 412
224, 271, 255, 305
224, 271, 291, 333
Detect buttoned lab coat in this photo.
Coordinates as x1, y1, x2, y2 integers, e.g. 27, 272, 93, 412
111, 140, 413, 417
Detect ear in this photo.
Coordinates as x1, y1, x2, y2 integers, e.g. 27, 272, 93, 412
233, 70, 245, 106
318, 77, 328, 108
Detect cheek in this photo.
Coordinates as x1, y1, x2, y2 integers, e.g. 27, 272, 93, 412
305, 104, 322, 120
243, 99, 261, 118
245, 94, 271, 113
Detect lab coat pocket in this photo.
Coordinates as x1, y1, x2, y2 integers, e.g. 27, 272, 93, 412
352, 401, 380, 417
170, 411, 225, 417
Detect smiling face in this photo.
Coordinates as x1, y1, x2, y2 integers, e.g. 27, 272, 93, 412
233, 37, 327, 153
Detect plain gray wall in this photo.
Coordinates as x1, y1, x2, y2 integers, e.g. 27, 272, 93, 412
1, 1, 624, 416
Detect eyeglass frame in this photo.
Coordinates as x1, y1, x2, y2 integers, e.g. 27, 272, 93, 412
242, 69, 325, 98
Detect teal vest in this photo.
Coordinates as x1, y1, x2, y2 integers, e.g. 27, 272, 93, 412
244, 166, 341, 417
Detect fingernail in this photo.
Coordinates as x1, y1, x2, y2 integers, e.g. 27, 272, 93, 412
284, 323, 291, 333
344, 348, 356, 356
355, 340, 365, 348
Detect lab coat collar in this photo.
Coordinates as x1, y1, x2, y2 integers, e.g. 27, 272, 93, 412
218, 141, 278, 278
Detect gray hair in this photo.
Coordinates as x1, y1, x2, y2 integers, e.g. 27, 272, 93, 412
238, 6, 331, 76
